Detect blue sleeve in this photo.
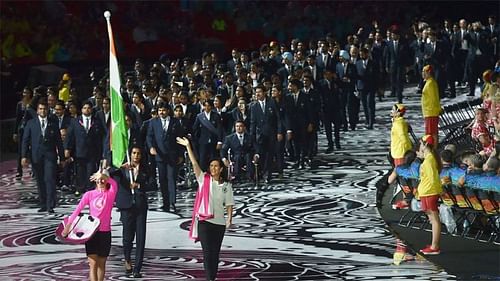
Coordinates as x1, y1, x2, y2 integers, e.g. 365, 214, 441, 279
450, 167, 466, 184
474, 176, 500, 192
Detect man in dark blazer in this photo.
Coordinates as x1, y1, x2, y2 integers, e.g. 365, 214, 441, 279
95, 96, 111, 134
285, 79, 314, 169
178, 92, 198, 126
384, 28, 412, 103
192, 99, 224, 171
464, 22, 490, 96
14, 87, 35, 178
64, 101, 105, 195
52, 100, 72, 190
336, 50, 358, 131
216, 72, 238, 111
423, 31, 449, 98
147, 102, 182, 212
52, 100, 71, 130
356, 47, 378, 129
250, 84, 282, 182
22, 99, 65, 213
316, 41, 334, 80
277, 52, 295, 89
115, 146, 151, 278
302, 75, 321, 159
220, 120, 256, 182
319, 67, 342, 152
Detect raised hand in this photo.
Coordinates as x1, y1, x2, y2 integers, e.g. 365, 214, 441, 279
176, 137, 190, 147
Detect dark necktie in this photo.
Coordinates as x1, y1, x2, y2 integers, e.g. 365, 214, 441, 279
85, 118, 90, 133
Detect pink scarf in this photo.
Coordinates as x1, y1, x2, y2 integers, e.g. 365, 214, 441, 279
189, 173, 214, 241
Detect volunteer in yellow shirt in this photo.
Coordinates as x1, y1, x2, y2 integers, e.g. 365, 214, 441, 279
421, 65, 441, 148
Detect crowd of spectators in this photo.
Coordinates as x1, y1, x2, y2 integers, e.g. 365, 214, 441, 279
2, 1, 496, 64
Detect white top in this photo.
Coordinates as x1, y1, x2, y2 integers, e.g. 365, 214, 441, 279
197, 174, 234, 226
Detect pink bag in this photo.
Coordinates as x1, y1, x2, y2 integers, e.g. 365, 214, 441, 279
55, 214, 100, 244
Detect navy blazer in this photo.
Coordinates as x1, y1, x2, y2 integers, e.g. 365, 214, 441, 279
319, 79, 341, 109
384, 40, 412, 71
355, 59, 377, 91
249, 97, 281, 143
95, 110, 111, 134
21, 117, 64, 164
284, 91, 314, 133
220, 132, 255, 160
146, 117, 182, 164
115, 165, 151, 210
216, 83, 237, 107
230, 107, 251, 130
50, 114, 72, 130
192, 111, 224, 145
65, 115, 105, 159
336, 62, 357, 93
15, 102, 36, 134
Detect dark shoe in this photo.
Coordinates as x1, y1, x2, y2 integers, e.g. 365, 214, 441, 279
132, 272, 142, 278
278, 173, 283, 179
125, 261, 133, 274
15, 173, 22, 179
171, 203, 177, 213
161, 206, 170, 212
37, 207, 47, 213
335, 144, 341, 150
47, 208, 55, 214
325, 147, 334, 154
467, 93, 475, 97
292, 163, 299, 169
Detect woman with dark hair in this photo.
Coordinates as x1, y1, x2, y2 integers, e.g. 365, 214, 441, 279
176, 137, 234, 281
62, 168, 118, 281
67, 100, 80, 119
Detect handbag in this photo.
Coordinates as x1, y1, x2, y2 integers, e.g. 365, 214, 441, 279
55, 213, 100, 244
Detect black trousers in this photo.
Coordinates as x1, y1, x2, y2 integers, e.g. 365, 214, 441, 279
76, 158, 98, 192
323, 112, 341, 147
255, 135, 276, 176
157, 161, 177, 206
198, 221, 226, 281
32, 158, 57, 209
120, 205, 148, 274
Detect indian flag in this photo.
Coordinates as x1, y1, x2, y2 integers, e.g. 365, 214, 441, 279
105, 11, 128, 167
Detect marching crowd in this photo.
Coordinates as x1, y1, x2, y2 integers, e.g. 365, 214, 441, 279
11, 14, 500, 279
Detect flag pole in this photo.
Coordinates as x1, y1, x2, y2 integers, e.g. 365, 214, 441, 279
104, 11, 134, 194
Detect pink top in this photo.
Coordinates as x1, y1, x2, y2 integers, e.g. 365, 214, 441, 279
68, 177, 118, 232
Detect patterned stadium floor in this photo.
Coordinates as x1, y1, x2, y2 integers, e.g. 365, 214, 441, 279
0, 86, 478, 280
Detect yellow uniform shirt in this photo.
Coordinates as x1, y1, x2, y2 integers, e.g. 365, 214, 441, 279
421, 78, 441, 117
390, 117, 412, 159
59, 85, 70, 102
418, 153, 442, 197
